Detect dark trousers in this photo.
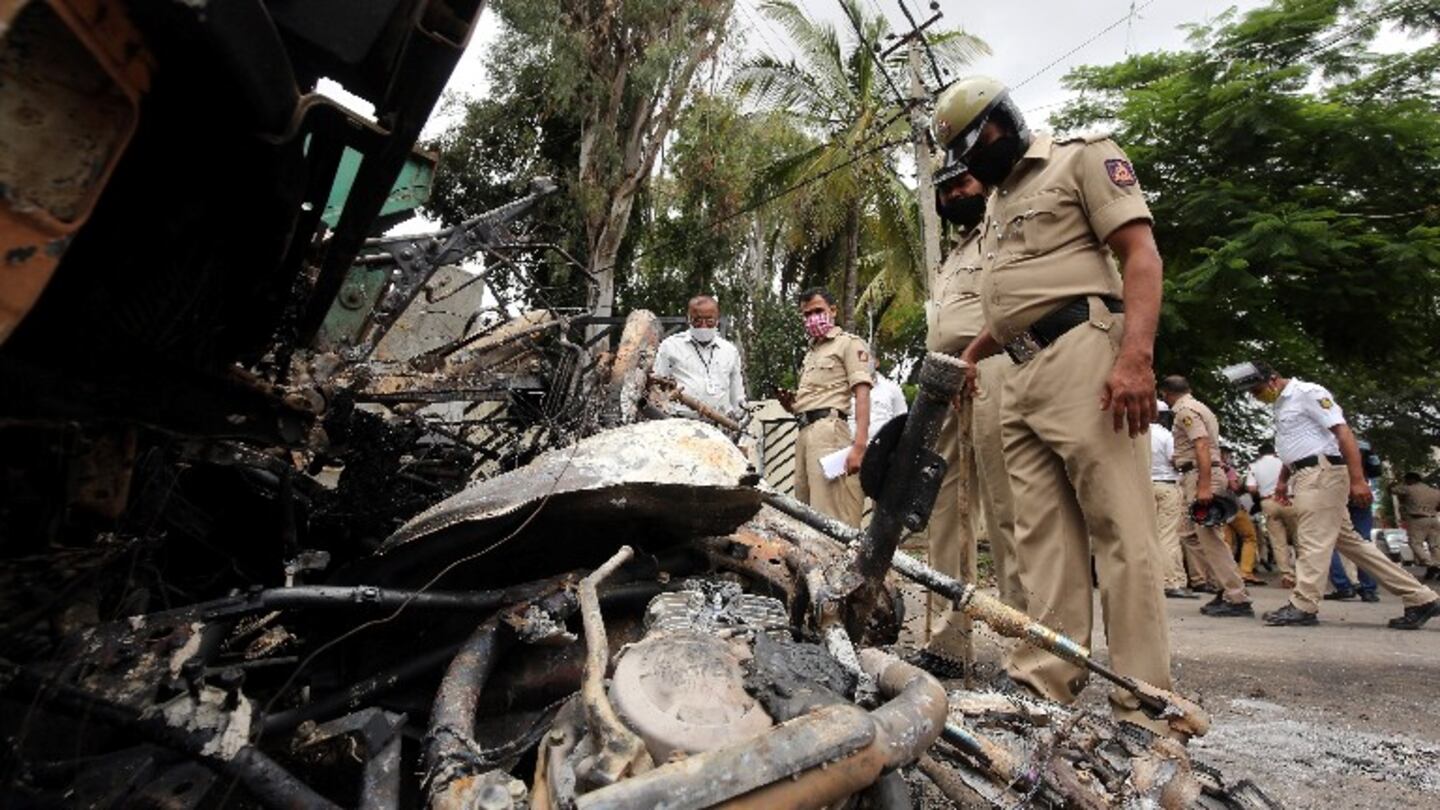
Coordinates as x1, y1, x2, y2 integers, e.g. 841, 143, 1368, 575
1329, 504, 1378, 594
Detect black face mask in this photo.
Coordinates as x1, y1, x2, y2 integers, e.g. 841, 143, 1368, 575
966, 134, 1024, 186
938, 194, 986, 229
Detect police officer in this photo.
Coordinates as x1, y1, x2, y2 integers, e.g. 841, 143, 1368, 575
1150, 401, 1195, 598
1158, 376, 1253, 616
911, 165, 1023, 676
1225, 360, 1440, 629
1247, 441, 1299, 586
777, 288, 872, 527
1393, 472, 1440, 579
942, 76, 1172, 731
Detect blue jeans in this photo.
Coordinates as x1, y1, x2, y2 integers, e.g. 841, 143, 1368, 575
1329, 504, 1377, 594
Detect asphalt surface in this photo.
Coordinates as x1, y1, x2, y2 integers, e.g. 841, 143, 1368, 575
900, 566, 1440, 809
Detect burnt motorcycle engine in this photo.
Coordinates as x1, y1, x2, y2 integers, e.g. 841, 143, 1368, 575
608, 580, 857, 763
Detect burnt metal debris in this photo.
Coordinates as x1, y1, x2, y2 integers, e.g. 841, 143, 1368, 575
2, 5, 1281, 807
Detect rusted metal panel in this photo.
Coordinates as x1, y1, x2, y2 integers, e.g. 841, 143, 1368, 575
0, 0, 152, 344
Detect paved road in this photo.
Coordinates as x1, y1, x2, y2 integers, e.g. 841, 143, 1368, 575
901, 569, 1440, 808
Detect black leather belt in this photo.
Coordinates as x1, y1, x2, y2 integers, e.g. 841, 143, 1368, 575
1005, 296, 1124, 364
1406, 513, 1434, 520
1175, 461, 1220, 474
796, 408, 847, 428
1289, 454, 1343, 471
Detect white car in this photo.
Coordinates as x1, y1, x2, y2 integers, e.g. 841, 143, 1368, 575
1372, 528, 1414, 563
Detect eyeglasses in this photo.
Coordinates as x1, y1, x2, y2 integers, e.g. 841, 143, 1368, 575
689, 316, 719, 327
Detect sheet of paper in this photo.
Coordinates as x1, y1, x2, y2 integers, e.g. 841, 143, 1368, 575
820, 447, 849, 480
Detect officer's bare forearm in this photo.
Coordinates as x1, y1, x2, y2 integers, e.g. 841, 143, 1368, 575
852, 384, 871, 447
959, 329, 1001, 365
1107, 222, 1163, 364
1194, 437, 1213, 493
1333, 424, 1366, 485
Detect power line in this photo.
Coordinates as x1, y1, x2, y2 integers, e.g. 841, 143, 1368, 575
614, 133, 906, 271
835, 0, 908, 105
1014, 0, 1160, 89
1023, 0, 1425, 117
736, 0, 792, 61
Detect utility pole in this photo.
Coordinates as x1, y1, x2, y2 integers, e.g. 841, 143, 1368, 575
908, 37, 941, 292
887, 0, 975, 685
882, 0, 944, 293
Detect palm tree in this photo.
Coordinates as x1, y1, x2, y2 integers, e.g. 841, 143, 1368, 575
731, 0, 988, 329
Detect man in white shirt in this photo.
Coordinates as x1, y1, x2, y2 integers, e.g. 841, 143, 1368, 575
1225, 360, 1439, 629
1246, 441, 1299, 586
653, 295, 746, 420
1150, 401, 1195, 598
850, 359, 908, 437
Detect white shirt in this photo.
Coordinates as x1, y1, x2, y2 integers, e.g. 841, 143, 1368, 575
653, 331, 745, 415
1246, 454, 1284, 497
851, 372, 908, 437
1149, 424, 1177, 482
1272, 378, 1345, 465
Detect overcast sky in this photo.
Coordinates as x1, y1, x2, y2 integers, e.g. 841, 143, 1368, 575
427, 0, 1275, 137
417, 0, 1426, 137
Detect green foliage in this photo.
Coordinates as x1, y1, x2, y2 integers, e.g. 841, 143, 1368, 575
730, 0, 987, 369
1055, 0, 1440, 469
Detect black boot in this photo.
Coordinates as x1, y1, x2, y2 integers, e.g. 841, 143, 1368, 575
1201, 599, 1255, 618
1263, 603, 1319, 626
1388, 600, 1440, 630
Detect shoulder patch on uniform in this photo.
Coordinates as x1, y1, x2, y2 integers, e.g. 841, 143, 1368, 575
1105, 158, 1137, 187
1181, 415, 1193, 427
1318, 397, 1333, 409
857, 349, 870, 363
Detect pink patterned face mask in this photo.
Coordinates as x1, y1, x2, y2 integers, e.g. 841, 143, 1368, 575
804, 311, 833, 339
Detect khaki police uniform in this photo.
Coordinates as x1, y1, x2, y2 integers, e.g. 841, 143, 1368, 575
1171, 394, 1249, 604
922, 230, 984, 658
1395, 481, 1440, 567
972, 354, 1021, 607
1260, 498, 1300, 576
977, 132, 1171, 729
792, 326, 872, 527
1270, 379, 1438, 613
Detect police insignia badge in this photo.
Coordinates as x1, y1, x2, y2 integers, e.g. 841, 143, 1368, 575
1319, 398, 1333, 409
858, 349, 870, 362
1105, 158, 1137, 187
1182, 416, 1193, 427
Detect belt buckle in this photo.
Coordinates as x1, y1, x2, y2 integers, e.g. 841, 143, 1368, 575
1004, 332, 1043, 365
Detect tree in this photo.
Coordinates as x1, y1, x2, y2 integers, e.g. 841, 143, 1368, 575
1053, 0, 1440, 468
428, 0, 735, 319
731, 0, 988, 329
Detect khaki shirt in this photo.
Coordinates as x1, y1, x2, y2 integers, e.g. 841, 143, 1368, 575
927, 228, 986, 354
1396, 482, 1440, 518
978, 133, 1153, 343
794, 326, 873, 412
1171, 393, 1222, 466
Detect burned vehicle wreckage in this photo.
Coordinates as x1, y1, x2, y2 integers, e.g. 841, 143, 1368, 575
0, 1, 1281, 808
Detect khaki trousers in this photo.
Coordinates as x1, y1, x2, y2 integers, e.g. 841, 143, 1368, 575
999, 315, 1172, 730
1289, 463, 1438, 613
1405, 515, 1439, 566
1152, 481, 1186, 590
972, 354, 1024, 610
1183, 534, 1214, 587
1180, 468, 1248, 604
793, 416, 863, 527
1260, 497, 1300, 574
1226, 511, 1259, 578
925, 400, 976, 658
